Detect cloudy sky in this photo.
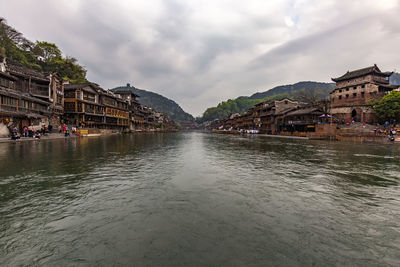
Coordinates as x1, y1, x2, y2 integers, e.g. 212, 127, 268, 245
2, 0, 399, 116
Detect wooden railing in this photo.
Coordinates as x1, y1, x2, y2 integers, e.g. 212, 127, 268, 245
30, 85, 49, 97
0, 104, 17, 112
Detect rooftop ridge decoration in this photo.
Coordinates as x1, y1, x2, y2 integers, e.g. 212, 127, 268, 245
332, 64, 392, 82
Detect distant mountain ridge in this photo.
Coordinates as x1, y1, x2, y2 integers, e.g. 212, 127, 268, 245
389, 72, 400, 85
197, 81, 335, 123
249, 81, 335, 100
111, 84, 194, 122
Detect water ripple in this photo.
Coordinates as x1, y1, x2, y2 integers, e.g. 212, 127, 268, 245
1, 133, 400, 266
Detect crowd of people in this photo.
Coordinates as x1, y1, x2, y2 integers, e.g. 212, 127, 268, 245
10, 124, 53, 140
9, 123, 80, 140
374, 121, 398, 142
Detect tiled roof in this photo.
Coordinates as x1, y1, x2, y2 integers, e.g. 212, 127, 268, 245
285, 107, 322, 116
332, 64, 391, 82
64, 83, 98, 89
5, 58, 49, 81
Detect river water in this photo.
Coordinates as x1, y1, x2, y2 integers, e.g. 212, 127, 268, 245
1, 132, 400, 266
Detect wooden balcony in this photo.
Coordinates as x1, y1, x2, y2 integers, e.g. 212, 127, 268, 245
0, 104, 17, 112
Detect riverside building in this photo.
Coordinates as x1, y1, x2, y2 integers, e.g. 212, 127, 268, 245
64, 83, 130, 131
0, 56, 63, 133
330, 65, 398, 124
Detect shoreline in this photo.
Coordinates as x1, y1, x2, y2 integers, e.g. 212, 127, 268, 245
0, 133, 79, 143
210, 130, 400, 145
0, 130, 180, 143
258, 134, 309, 140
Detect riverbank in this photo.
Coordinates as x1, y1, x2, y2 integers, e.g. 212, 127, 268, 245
0, 129, 180, 143
211, 122, 400, 144
0, 133, 79, 143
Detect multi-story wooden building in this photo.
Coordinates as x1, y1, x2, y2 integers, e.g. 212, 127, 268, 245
111, 84, 176, 131
280, 106, 324, 133
256, 99, 299, 134
330, 65, 398, 123
0, 57, 63, 132
64, 83, 105, 127
64, 83, 130, 130
111, 87, 144, 131
100, 90, 130, 129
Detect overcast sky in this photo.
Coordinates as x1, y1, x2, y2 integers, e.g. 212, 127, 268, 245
2, 0, 399, 116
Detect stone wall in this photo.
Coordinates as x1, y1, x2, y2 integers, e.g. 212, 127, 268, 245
330, 106, 378, 124
331, 83, 381, 108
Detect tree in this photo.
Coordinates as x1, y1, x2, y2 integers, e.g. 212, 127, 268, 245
33, 41, 62, 62
0, 17, 34, 47
294, 88, 325, 105
373, 91, 400, 121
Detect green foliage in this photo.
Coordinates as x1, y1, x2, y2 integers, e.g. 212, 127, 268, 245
33, 41, 62, 61
373, 91, 400, 121
41, 56, 87, 83
0, 18, 87, 83
389, 73, 400, 86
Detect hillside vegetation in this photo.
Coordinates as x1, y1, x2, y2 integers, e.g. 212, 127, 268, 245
197, 82, 335, 123
389, 73, 400, 85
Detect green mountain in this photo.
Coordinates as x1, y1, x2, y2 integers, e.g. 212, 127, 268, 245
248, 81, 334, 100
111, 84, 194, 123
389, 72, 400, 85
198, 81, 335, 123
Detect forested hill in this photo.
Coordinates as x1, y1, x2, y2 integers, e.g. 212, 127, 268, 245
197, 81, 335, 123
111, 84, 194, 123
249, 81, 334, 100
389, 72, 400, 85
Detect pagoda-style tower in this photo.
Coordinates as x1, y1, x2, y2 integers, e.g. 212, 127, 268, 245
330, 64, 398, 123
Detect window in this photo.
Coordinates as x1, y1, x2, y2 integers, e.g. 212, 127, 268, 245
64, 102, 75, 112
0, 78, 9, 88
38, 104, 47, 111
19, 99, 29, 109
1, 96, 17, 106
346, 88, 349, 91
339, 95, 342, 100
64, 90, 76, 98
361, 92, 365, 97
346, 94, 349, 98
353, 93, 357, 97
339, 89, 342, 93
83, 92, 96, 102
361, 85, 365, 88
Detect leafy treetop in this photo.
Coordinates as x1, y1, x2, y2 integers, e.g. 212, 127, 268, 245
373, 91, 400, 122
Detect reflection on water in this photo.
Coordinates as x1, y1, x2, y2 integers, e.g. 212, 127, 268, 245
1, 132, 400, 266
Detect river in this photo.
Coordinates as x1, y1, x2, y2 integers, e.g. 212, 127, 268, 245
1, 132, 400, 266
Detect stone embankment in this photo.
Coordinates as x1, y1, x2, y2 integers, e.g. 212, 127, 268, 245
308, 123, 399, 144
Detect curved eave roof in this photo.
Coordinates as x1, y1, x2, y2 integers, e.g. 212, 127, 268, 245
332, 65, 391, 82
